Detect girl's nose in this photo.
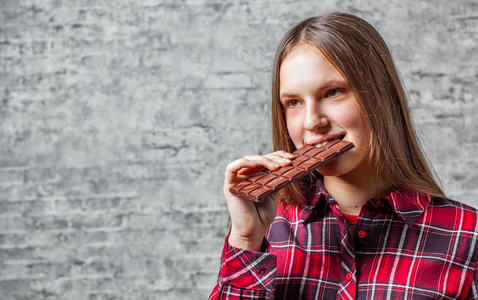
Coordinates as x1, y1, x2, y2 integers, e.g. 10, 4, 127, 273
303, 102, 328, 131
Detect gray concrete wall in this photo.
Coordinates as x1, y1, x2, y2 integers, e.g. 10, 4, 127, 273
0, 0, 476, 299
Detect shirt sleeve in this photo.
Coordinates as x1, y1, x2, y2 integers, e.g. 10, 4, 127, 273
467, 265, 478, 299
209, 235, 277, 300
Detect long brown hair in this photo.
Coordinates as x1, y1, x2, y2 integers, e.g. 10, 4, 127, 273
271, 12, 445, 206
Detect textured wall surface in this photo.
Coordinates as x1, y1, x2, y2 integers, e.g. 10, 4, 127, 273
0, 0, 476, 299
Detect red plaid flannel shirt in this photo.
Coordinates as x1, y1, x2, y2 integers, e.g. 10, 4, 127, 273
210, 180, 478, 299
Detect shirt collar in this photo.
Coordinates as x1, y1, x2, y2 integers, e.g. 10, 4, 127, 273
383, 189, 431, 226
301, 179, 432, 226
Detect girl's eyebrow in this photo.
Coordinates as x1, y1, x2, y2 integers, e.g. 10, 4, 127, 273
316, 78, 347, 90
279, 93, 298, 100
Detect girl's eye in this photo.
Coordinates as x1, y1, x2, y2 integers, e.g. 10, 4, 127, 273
327, 89, 343, 97
287, 100, 300, 107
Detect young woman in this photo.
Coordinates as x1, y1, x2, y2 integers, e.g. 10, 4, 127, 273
210, 12, 478, 299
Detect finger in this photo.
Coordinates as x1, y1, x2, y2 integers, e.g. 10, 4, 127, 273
243, 155, 281, 170
235, 153, 293, 177
225, 152, 294, 187
243, 154, 292, 170
225, 158, 265, 185
237, 165, 265, 176
270, 150, 295, 160
263, 153, 293, 166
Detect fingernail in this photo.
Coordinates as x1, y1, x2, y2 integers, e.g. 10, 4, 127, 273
280, 158, 291, 164
285, 153, 295, 159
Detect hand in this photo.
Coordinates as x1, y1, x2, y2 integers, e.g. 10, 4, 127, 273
224, 151, 294, 251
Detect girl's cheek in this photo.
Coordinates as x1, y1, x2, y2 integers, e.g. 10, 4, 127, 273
337, 104, 366, 130
286, 119, 303, 147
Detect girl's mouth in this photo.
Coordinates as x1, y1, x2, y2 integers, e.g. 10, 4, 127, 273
312, 135, 345, 148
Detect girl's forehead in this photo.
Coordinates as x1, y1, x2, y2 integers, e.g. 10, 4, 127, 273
280, 45, 346, 84
282, 44, 353, 87
281, 44, 343, 74
283, 43, 321, 60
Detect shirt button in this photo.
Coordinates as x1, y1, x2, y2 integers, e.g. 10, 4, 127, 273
375, 200, 383, 207
358, 230, 366, 238
258, 268, 268, 274
346, 272, 353, 281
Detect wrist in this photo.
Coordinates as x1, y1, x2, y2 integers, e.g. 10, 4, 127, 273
228, 231, 264, 252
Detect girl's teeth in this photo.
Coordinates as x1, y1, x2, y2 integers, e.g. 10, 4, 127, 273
315, 141, 329, 148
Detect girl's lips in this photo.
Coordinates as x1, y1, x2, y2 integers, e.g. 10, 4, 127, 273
307, 134, 345, 146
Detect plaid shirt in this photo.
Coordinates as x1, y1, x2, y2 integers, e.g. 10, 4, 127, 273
210, 180, 478, 299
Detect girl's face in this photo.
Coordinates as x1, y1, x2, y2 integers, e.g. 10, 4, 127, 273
279, 44, 372, 179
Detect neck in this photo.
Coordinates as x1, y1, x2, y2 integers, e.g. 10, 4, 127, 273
323, 171, 391, 216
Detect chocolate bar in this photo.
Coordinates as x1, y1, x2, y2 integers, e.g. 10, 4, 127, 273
229, 139, 354, 201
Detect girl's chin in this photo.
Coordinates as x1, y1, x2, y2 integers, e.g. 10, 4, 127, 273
317, 162, 347, 177
317, 158, 360, 178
